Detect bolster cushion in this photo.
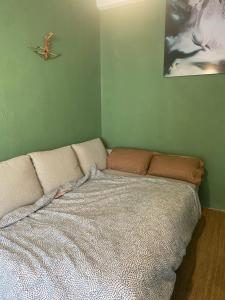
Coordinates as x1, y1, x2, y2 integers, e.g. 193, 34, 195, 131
72, 138, 107, 174
29, 146, 83, 193
0, 155, 43, 219
148, 154, 204, 185
107, 148, 154, 175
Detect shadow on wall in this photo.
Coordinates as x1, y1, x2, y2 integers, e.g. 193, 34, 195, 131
199, 169, 210, 208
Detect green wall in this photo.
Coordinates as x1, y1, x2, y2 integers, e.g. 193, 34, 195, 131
0, 0, 101, 161
100, 0, 225, 210
1, 0, 225, 210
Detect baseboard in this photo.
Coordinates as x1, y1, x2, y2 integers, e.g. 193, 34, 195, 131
203, 206, 225, 213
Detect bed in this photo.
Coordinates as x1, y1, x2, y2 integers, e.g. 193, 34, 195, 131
0, 165, 201, 300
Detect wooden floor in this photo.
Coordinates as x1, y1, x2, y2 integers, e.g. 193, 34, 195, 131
172, 208, 225, 300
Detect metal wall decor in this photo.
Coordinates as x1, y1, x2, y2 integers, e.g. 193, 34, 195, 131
31, 32, 60, 60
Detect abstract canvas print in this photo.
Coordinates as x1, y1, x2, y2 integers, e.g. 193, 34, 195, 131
164, 0, 225, 77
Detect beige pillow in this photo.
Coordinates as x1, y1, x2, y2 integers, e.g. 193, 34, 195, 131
0, 155, 43, 219
29, 146, 83, 193
72, 138, 107, 174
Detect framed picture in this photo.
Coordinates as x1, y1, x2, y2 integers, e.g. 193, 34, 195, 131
164, 0, 225, 77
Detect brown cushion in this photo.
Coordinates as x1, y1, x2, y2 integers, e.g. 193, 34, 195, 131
107, 148, 153, 175
148, 154, 204, 185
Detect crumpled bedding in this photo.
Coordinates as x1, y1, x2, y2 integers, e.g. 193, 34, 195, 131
0, 167, 201, 300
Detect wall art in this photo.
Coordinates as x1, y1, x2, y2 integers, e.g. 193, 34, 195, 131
164, 1, 225, 77
31, 32, 60, 60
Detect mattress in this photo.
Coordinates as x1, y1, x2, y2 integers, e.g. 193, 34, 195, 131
0, 167, 201, 300
103, 169, 198, 190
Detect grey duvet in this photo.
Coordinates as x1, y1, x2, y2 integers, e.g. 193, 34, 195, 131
0, 167, 201, 300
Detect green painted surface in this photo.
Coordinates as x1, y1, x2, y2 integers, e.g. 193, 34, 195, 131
0, 0, 101, 161
1, 0, 225, 210
100, 0, 225, 210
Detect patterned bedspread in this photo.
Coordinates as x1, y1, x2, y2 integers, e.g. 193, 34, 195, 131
0, 167, 201, 300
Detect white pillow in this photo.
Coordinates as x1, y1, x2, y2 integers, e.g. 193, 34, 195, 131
29, 146, 83, 193
0, 155, 43, 219
72, 138, 107, 174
